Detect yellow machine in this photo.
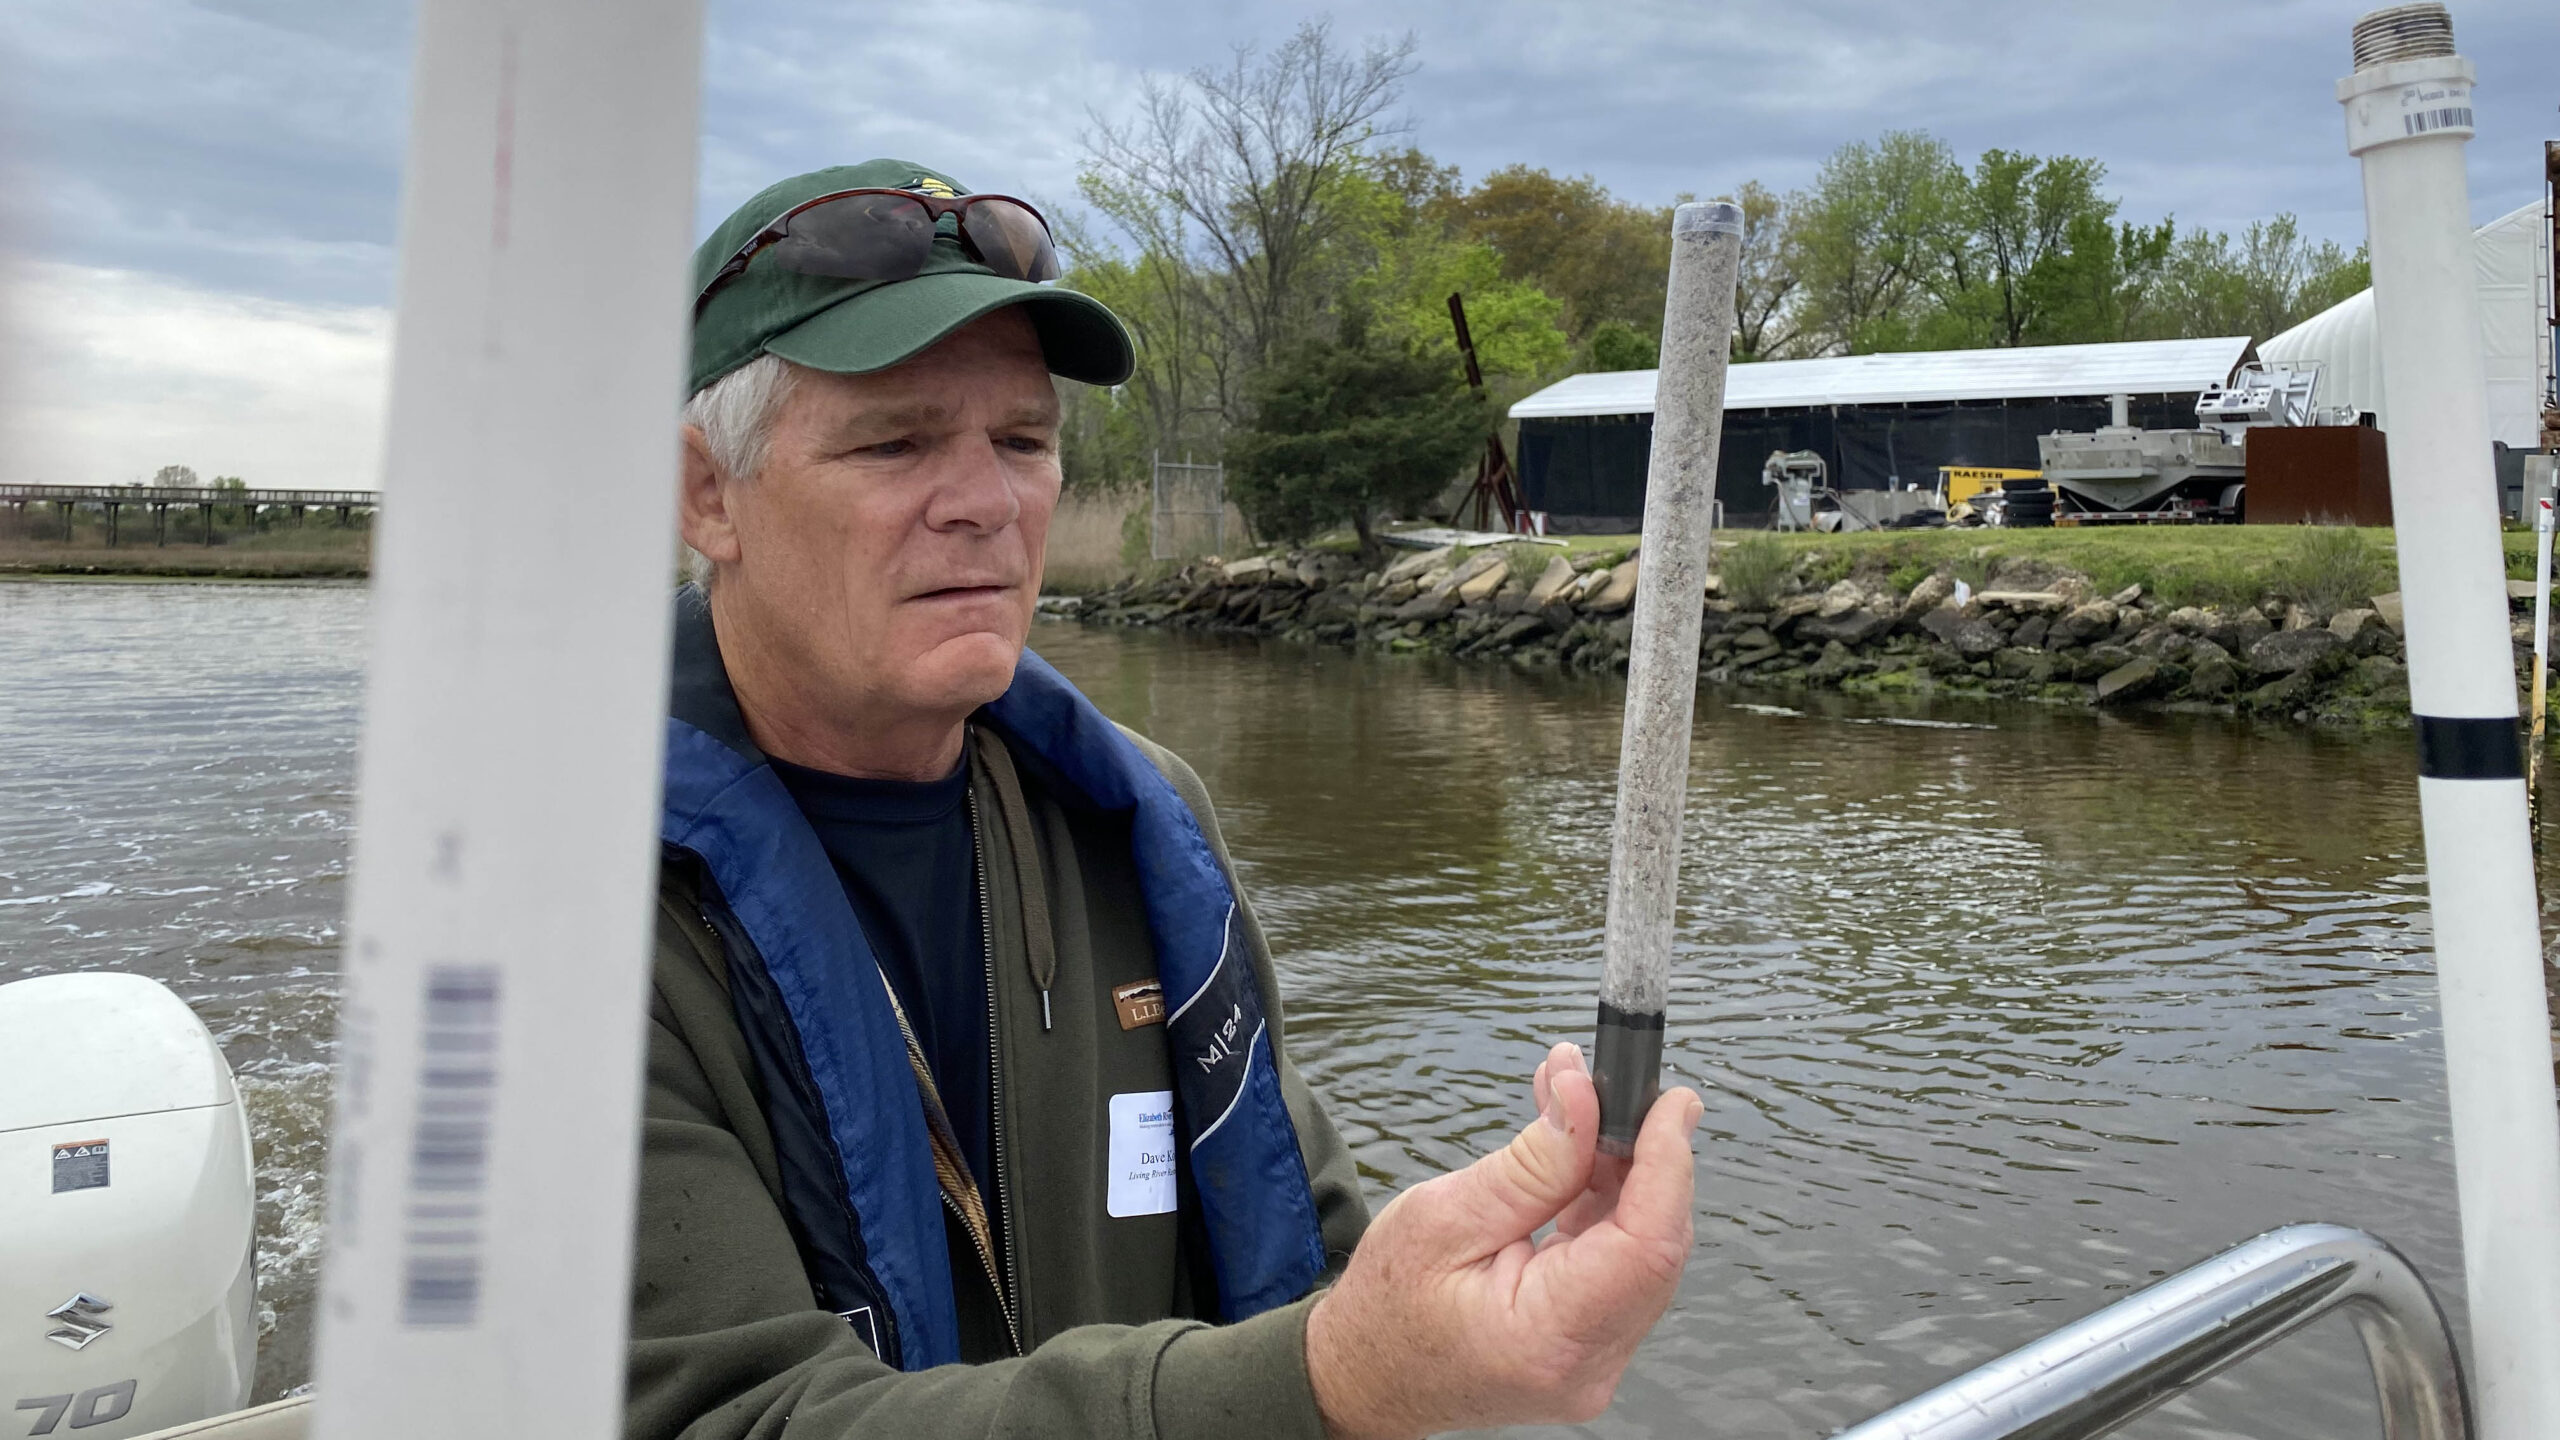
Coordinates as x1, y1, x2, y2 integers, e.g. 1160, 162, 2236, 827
1937, 466, 2044, 510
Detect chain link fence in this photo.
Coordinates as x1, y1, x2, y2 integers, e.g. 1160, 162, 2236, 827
1150, 453, 1227, 561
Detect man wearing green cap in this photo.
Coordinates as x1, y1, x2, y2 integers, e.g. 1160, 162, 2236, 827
630, 161, 1703, 1440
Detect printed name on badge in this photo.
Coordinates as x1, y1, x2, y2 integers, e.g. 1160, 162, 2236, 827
1106, 1090, 1178, 1217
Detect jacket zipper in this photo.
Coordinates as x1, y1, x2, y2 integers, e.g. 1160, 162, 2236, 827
874, 966, 1021, 1358
968, 787, 1024, 1349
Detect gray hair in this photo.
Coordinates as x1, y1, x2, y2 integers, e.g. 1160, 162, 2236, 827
679, 354, 802, 585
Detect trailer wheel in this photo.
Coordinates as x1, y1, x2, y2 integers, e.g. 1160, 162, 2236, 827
2219, 482, 2246, 523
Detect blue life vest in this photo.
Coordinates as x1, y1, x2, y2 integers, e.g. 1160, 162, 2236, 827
659, 642, 1326, 1368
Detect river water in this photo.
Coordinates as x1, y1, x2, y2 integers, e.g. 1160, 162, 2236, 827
0, 580, 2494, 1436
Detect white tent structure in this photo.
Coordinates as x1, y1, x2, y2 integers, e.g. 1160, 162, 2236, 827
2261, 200, 2554, 448
1508, 336, 2254, 419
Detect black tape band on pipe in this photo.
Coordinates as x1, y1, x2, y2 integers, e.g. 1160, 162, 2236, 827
1593, 1001, 1665, 1158
2414, 714, 2525, 780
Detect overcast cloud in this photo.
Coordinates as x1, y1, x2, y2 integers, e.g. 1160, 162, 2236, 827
2, 0, 2551, 487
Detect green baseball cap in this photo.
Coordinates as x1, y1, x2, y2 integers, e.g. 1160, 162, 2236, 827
687, 158, 1134, 396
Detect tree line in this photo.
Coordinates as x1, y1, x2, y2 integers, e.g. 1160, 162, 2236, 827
1059, 22, 2371, 547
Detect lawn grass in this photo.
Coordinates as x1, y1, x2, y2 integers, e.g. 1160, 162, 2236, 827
1097, 511, 2551, 607
1754, 526, 2408, 608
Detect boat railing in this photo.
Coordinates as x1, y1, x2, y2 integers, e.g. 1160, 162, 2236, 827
1831, 1223, 2469, 1440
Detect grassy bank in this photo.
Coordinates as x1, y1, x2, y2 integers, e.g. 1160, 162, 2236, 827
1741, 526, 2408, 611
1090, 521, 2497, 614
1714, 525, 2549, 611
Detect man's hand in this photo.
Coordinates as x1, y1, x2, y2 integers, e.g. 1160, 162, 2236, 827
1305, 1042, 1701, 1439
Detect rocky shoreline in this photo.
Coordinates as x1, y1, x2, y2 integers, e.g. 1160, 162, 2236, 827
1047, 540, 2536, 728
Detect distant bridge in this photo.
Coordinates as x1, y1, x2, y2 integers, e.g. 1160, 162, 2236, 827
1, 483, 381, 546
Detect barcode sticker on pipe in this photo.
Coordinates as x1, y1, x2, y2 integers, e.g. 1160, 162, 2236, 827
400, 965, 500, 1327
2403, 106, 2473, 136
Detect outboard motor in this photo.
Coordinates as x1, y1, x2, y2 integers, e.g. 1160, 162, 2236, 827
0, 973, 257, 1437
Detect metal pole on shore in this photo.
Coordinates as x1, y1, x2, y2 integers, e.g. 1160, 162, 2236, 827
1593, 201, 1741, 1155
2533, 497, 2551, 849
308, 2, 702, 1439
2340, 8, 2560, 1438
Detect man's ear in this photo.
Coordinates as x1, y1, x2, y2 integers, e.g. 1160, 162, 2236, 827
677, 424, 743, 567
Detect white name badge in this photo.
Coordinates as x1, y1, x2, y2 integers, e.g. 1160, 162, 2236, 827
1107, 1090, 1179, 1218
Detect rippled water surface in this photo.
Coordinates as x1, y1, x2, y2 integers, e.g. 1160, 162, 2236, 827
0, 581, 2485, 1435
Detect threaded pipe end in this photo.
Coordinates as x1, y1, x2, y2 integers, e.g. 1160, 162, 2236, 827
2353, 4, 2456, 69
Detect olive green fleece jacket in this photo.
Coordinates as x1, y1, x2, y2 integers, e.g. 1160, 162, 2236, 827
627, 722, 1370, 1440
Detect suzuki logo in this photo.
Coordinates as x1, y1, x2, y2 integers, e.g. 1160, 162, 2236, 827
44, 1295, 111, 1351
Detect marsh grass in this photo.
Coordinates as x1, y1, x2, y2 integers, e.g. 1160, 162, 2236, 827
0, 513, 373, 577
1041, 491, 1150, 593
1717, 533, 1790, 609
2266, 525, 2394, 614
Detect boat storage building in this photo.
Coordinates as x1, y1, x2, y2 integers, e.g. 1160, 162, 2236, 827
1506, 335, 2254, 531
2260, 199, 2555, 452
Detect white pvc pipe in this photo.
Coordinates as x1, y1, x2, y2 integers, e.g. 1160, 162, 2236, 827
309, 3, 702, 1439
2341, 10, 2560, 1440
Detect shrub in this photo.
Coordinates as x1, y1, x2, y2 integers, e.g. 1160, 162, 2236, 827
1953, 547, 1996, 592
1225, 311, 1488, 555
2268, 524, 2394, 614
1589, 321, 1660, 372
1719, 534, 1789, 609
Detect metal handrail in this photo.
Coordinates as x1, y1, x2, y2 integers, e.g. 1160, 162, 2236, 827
1833, 1224, 2469, 1440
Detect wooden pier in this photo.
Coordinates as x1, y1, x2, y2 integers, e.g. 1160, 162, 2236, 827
0, 483, 381, 547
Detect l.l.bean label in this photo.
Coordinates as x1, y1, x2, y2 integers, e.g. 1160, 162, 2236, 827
1106, 1090, 1177, 1218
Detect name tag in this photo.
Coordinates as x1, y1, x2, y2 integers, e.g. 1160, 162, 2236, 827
1106, 1090, 1178, 1218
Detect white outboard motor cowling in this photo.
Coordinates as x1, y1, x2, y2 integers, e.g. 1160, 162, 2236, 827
0, 973, 257, 1437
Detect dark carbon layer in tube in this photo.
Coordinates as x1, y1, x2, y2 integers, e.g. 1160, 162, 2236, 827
1593, 1001, 1666, 1157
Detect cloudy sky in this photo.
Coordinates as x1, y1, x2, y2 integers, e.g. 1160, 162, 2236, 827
1, 0, 2550, 489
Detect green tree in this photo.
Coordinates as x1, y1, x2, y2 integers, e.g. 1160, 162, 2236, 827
210, 474, 249, 525
1334, 161, 1570, 382
1056, 236, 1221, 483
1429, 165, 1672, 346
2233, 215, 2368, 336
1788, 130, 1962, 353
1917, 149, 2115, 348
2024, 213, 2176, 343
1082, 20, 1416, 397
1224, 312, 1487, 554
1589, 321, 1658, 371
1053, 374, 1153, 495
2139, 215, 2369, 340
1725, 180, 1806, 362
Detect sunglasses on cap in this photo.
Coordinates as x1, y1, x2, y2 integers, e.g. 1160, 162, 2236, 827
693, 188, 1061, 317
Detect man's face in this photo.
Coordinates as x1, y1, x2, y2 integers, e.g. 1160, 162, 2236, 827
685, 310, 1060, 742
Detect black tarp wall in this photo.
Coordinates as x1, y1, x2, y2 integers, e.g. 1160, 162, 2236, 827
1516, 394, 2200, 532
